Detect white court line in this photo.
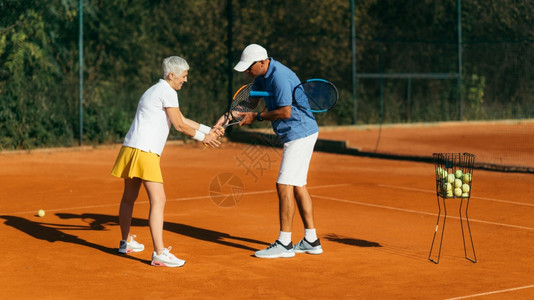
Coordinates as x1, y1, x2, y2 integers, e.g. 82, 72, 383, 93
313, 195, 534, 231
0, 183, 351, 216
445, 284, 534, 299
378, 184, 534, 207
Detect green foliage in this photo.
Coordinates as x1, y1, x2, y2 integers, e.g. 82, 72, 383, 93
0, 0, 532, 149
462, 74, 486, 120
1, 4, 73, 149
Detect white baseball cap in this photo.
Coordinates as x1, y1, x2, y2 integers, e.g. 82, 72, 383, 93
234, 44, 268, 72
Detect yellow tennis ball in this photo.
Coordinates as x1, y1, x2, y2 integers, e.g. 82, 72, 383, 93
38, 209, 45, 217
462, 173, 472, 183
447, 174, 455, 184
455, 169, 463, 179
454, 178, 462, 188
440, 169, 448, 180
454, 187, 462, 197
462, 183, 470, 193
436, 167, 447, 180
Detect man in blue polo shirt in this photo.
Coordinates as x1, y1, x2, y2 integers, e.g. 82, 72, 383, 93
222, 44, 323, 258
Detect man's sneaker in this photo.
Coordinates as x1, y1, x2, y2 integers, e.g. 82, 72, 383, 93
118, 235, 145, 254
254, 240, 295, 258
294, 238, 323, 255
151, 247, 185, 267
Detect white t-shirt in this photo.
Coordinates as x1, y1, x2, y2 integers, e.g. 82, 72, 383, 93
123, 79, 179, 155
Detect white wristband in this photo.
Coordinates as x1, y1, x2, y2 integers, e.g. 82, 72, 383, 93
192, 130, 205, 142
198, 124, 211, 135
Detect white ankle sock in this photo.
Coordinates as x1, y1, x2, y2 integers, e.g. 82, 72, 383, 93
305, 228, 317, 242
277, 231, 292, 246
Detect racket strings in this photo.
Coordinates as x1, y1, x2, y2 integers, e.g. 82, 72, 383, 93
228, 84, 265, 122
303, 83, 337, 111
228, 84, 253, 121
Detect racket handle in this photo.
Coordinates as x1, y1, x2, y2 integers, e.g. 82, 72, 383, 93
250, 91, 271, 97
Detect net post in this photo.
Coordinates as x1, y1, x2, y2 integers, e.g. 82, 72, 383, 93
457, 0, 463, 120
78, 0, 83, 146
350, 0, 358, 124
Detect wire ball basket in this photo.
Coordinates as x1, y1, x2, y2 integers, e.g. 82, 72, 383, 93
429, 152, 477, 264
434, 152, 476, 199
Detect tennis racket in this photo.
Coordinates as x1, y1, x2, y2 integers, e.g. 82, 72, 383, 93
223, 83, 265, 128
249, 79, 338, 113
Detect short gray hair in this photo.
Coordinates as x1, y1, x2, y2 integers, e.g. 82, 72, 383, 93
162, 56, 190, 79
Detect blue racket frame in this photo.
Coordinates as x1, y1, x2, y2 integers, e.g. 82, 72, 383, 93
249, 78, 337, 113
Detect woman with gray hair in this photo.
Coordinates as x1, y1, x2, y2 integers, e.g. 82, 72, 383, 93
111, 56, 223, 267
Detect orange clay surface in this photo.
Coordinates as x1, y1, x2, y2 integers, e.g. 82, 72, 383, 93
1, 121, 533, 299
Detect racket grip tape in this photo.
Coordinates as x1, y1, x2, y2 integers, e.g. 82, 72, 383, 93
250, 91, 271, 97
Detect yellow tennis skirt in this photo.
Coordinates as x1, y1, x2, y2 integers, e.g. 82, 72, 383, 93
111, 146, 163, 183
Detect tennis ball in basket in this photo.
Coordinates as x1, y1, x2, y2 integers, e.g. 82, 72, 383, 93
462, 192, 469, 198
462, 183, 470, 193
462, 173, 472, 183
447, 174, 455, 184
446, 190, 453, 198
439, 183, 447, 194
454, 187, 462, 197
454, 178, 462, 188
442, 182, 452, 192
38, 209, 45, 217
436, 167, 447, 179
455, 169, 463, 179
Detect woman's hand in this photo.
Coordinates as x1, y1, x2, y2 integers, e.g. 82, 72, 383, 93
202, 132, 221, 148
210, 126, 225, 138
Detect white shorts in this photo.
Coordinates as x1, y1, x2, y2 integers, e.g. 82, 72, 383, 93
277, 132, 318, 187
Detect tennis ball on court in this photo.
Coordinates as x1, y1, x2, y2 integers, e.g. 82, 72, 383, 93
454, 187, 462, 197
462, 183, 470, 193
454, 178, 462, 188
462, 192, 469, 198
447, 174, 455, 184
455, 169, 463, 179
462, 173, 472, 183
37, 209, 45, 217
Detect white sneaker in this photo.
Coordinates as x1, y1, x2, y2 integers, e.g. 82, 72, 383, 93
151, 247, 186, 267
294, 238, 323, 255
118, 235, 145, 254
254, 240, 295, 258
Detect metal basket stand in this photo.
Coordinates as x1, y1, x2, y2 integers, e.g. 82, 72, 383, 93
428, 152, 477, 264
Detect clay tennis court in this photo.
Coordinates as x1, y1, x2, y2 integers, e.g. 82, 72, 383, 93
1, 121, 533, 299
